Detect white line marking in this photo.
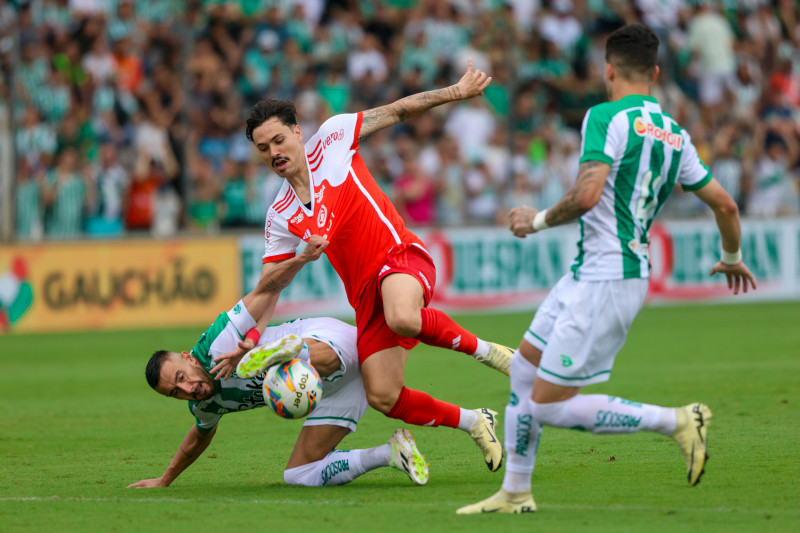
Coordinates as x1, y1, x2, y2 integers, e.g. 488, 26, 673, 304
0, 497, 796, 515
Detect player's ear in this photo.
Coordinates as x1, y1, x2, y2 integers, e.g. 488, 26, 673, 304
181, 351, 196, 364
294, 124, 303, 142
651, 65, 660, 83
605, 62, 615, 83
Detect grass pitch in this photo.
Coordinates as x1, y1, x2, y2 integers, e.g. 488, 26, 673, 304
2, 302, 799, 532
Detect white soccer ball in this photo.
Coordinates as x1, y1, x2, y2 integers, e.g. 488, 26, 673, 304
263, 359, 322, 419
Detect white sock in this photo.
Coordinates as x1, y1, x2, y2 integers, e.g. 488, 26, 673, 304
457, 408, 479, 431
283, 446, 390, 487
530, 394, 677, 435
502, 351, 541, 494
472, 338, 489, 358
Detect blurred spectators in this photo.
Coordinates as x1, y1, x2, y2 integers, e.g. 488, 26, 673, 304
2, 0, 800, 243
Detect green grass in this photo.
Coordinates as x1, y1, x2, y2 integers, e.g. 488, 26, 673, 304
2, 302, 799, 532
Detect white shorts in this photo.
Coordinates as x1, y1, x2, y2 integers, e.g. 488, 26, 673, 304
260, 318, 368, 433
523, 275, 648, 387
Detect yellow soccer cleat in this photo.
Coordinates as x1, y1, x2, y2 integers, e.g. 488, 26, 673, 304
389, 429, 429, 485
474, 343, 513, 375
671, 402, 713, 486
236, 334, 303, 379
456, 489, 537, 515
469, 408, 503, 472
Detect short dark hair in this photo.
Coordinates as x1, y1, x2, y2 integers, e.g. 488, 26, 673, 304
145, 350, 172, 390
245, 97, 298, 142
605, 24, 659, 81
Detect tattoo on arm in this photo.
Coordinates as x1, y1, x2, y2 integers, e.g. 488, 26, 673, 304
546, 161, 608, 226
359, 87, 462, 141
263, 278, 289, 292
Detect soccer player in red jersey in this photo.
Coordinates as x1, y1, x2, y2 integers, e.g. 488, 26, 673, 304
214, 60, 512, 471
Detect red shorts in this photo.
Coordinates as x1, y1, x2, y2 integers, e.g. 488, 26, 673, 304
355, 243, 437, 363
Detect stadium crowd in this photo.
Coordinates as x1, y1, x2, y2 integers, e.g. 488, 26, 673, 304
1, 0, 799, 241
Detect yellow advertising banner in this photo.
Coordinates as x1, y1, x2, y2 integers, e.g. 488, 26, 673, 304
0, 238, 241, 333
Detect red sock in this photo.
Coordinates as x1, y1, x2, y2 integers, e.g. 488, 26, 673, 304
386, 386, 461, 428
416, 307, 478, 355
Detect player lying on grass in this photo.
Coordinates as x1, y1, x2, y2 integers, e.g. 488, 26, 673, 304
129, 240, 428, 488
214, 60, 512, 474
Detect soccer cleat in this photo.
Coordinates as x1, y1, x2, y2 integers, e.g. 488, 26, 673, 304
456, 489, 537, 514
236, 334, 303, 379
671, 402, 713, 486
469, 408, 503, 472
389, 428, 429, 486
474, 343, 513, 375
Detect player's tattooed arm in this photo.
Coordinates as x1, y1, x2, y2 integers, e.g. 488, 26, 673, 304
359, 88, 462, 141
358, 58, 491, 141
545, 160, 610, 226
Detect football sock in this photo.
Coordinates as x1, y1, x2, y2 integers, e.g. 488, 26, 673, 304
283, 447, 390, 487
529, 394, 677, 435
457, 408, 479, 431
416, 307, 479, 355
502, 351, 541, 494
386, 386, 461, 428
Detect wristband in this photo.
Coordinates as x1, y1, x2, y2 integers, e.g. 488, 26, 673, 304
532, 209, 550, 231
721, 249, 742, 265
245, 328, 260, 344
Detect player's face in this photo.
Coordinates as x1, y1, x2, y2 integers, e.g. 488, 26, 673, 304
156, 352, 215, 401
252, 118, 304, 179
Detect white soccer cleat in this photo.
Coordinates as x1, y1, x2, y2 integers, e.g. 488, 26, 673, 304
236, 334, 303, 379
389, 428, 429, 486
469, 408, 503, 472
474, 343, 513, 375
456, 489, 537, 514
671, 402, 712, 486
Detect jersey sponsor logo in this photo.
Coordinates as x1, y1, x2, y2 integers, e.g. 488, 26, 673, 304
290, 211, 305, 224
317, 205, 328, 228
322, 129, 346, 149
302, 229, 311, 240
633, 117, 683, 150
265, 210, 276, 241
314, 184, 326, 204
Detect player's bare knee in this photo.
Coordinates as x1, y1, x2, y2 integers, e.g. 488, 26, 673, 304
307, 340, 341, 377
365, 388, 400, 414
384, 309, 421, 338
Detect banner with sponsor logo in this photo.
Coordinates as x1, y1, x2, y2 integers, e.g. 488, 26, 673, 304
241, 219, 800, 321
0, 238, 241, 333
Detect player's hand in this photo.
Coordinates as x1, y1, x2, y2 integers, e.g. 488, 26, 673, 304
509, 206, 538, 238
210, 338, 254, 380
299, 235, 328, 263
128, 477, 169, 488
709, 261, 757, 295
455, 58, 492, 99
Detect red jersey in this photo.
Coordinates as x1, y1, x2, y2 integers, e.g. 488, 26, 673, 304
262, 112, 424, 307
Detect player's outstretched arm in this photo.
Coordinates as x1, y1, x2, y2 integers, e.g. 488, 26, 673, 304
693, 179, 757, 295
128, 425, 217, 488
509, 161, 609, 238
358, 58, 491, 141
210, 236, 329, 379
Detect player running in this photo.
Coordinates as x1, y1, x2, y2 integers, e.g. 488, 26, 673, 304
129, 241, 428, 489
458, 24, 757, 514
214, 59, 511, 472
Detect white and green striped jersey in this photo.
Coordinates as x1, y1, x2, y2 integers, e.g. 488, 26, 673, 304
188, 304, 355, 432
572, 94, 712, 280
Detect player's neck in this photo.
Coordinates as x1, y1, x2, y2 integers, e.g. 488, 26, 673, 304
286, 160, 312, 204
609, 81, 652, 103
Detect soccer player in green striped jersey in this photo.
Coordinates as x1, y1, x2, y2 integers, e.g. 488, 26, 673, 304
458, 24, 757, 515
129, 238, 429, 488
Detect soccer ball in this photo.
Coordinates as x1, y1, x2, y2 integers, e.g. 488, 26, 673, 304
263, 359, 322, 419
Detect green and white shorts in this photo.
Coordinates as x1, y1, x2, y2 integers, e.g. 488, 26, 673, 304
524, 274, 649, 387
262, 317, 368, 433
